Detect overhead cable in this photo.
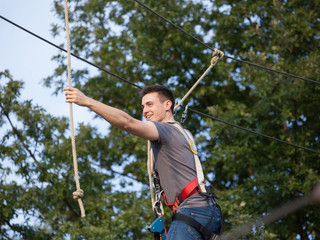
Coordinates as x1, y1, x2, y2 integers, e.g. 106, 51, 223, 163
188, 107, 320, 154
0, 15, 141, 90
133, 0, 320, 86
1, 13, 318, 88
1, 15, 318, 155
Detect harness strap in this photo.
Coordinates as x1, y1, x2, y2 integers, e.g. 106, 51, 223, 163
163, 177, 200, 212
171, 122, 207, 192
173, 213, 220, 240
180, 177, 199, 201
156, 122, 208, 212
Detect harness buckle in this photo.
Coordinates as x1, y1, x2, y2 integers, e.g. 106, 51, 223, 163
198, 185, 219, 200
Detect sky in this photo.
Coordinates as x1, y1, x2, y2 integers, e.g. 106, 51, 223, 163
1, 1, 142, 192
0, 0, 106, 129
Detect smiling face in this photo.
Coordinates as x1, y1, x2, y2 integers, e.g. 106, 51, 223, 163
141, 92, 173, 122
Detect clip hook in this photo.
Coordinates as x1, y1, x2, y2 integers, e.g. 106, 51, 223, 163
181, 105, 189, 125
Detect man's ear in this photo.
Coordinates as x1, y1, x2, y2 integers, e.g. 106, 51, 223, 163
165, 100, 172, 111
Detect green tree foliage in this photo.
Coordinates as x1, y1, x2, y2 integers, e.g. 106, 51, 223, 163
0, 70, 151, 239
1, 0, 320, 239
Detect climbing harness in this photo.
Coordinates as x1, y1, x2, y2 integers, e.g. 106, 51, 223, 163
63, 0, 85, 218
147, 121, 222, 239
162, 177, 202, 212
168, 122, 222, 239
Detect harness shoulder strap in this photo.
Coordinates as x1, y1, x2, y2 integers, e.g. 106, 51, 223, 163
171, 122, 206, 192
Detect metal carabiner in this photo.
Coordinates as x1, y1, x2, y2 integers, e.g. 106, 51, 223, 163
153, 190, 164, 216
181, 105, 189, 124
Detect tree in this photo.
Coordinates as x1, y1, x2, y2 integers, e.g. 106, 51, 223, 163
1, 0, 320, 239
0, 70, 151, 239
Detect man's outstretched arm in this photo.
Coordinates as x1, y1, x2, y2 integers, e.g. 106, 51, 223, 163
63, 87, 158, 141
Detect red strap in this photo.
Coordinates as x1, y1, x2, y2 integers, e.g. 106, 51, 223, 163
162, 193, 177, 209
180, 178, 199, 201
162, 178, 200, 212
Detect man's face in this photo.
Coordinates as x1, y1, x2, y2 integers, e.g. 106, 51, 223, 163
141, 92, 169, 122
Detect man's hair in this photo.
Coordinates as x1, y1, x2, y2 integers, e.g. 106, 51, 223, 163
140, 85, 175, 114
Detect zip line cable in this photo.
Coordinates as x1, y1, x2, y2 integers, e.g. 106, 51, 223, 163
1, 12, 319, 87
133, 0, 320, 86
1, 15, 319, 155
1, 13, 318, 88
0, 15, 141, 90
188, 107, 320, 154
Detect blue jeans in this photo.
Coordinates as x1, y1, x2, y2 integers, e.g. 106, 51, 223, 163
167, 204, 222, 240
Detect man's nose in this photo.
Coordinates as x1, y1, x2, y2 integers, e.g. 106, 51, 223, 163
143, 106, 149, 114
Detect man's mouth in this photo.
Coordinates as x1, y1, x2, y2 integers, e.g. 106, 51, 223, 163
145, 114, 153, 120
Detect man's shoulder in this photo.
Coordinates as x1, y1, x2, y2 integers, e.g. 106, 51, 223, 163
153, 121, 180, 129
151, 121, 181, 142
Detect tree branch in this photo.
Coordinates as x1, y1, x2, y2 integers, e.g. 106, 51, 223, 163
0, 103, 44, 172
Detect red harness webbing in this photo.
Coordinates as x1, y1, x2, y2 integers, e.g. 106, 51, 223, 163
163, 177, 200, 212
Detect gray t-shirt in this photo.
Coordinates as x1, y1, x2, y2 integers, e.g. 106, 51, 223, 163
150, 121, 208, 209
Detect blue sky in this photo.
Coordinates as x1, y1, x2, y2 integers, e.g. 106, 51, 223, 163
0, 0, 105, 129
1, 1, 142, 194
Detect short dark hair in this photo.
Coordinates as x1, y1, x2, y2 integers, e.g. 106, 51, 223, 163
140, 85, 175, 113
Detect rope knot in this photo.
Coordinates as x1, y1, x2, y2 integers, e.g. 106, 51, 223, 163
73, 189, 84, 199
210, 48, 224, 66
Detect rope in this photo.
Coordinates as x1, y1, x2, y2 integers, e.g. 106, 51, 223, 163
133, 0, 320, 85
63, 0, 85, 218
174, 49, 224, 111
147, 141, 155, 207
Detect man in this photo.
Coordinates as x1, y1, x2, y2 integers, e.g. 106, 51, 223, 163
64, 85, 221, 239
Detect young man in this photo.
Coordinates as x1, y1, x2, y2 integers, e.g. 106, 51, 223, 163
64, 85, 221, 239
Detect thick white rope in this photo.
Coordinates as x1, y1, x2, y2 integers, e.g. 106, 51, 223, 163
63, 0, 85, 218
174, 49, 224, 112
147, 141, 155, 208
